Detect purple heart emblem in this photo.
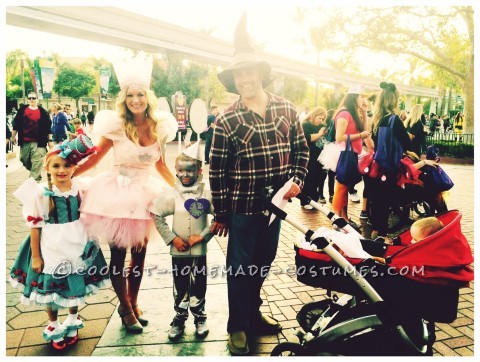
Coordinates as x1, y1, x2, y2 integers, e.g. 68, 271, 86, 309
184, 198, 210, 219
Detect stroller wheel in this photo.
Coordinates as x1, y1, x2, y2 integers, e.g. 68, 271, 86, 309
271, 342, 306, 356
296, 300, 332, 333
386, 205, 411, 233
412, 201, 432, 217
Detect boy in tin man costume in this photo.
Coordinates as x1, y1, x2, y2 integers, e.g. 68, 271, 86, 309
150, 141, 214, 340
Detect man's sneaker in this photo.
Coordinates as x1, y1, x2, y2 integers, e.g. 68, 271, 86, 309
347, 219, 361, 232
168, 321, 185, 340
302, 205, 313, 210
348, 192, 360, 203
228, 331, 249, 355
195, 320, 209, 338
318, 196, 326, 204
359, 211, 369, 220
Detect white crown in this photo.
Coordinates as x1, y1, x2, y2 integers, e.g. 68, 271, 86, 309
114, 53, 153, 90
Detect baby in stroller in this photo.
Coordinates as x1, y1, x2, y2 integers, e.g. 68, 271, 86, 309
268, 186, 473, 355
371, 216, 443, 264
410, 217, 443, 244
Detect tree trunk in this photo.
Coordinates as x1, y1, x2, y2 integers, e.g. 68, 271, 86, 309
463, 53, 474, 134
439, 87, 446, 116
446, 88, 452, 117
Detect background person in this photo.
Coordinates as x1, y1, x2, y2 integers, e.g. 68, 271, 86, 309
11, 91, 53, 181
331, 85, 371, 230
404, 104, 426, 157
369, 82, 411, 239
301, 106, 328, 208
204, 106, 219, 164
50, 103, 69, 144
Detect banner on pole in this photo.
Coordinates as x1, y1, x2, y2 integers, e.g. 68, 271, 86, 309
100, 67, 111, 100
172, 91, 187, 130
38, 57, 56, 99
33, 58, 43, 100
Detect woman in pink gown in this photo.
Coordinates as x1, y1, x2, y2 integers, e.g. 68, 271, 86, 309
74, 64, 176, 333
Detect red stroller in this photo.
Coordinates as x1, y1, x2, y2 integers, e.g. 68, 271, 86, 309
267, 193, 473, 356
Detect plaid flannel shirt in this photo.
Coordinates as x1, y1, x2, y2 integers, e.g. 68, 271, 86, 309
209, 93, 309, 221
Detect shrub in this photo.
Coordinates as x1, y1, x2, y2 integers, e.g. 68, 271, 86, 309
427, 141, 474, 159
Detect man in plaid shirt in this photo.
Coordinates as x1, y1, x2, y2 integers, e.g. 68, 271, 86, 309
210, 14, 309, 356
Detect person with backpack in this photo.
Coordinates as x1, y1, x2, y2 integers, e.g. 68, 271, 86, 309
301, 106, 328, 208
370, 82, 411, 239
331, 86, 372, 230
324, 109, 336, 203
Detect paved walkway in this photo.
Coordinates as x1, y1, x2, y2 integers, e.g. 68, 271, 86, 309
5, 143, 474, 356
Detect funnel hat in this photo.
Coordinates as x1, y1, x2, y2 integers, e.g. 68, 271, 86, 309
182, 140, 204, 162
217, 13, 271, 94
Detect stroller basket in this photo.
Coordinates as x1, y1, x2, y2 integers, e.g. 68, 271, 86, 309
294, 210, 473, 323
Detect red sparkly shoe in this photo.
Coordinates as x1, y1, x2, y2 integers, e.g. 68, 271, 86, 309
51, 338, 67, 351
65, 330, 79, 346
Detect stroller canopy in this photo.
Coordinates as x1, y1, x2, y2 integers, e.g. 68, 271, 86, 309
387, 210, 474, 286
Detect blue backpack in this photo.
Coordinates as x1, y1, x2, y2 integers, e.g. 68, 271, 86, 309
374, 115, 403, 173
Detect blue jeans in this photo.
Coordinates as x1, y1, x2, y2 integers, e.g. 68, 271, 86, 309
226, 213, 281, 333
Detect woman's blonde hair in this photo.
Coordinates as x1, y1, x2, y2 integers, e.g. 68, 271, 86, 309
404, 104, 423, 130
115, 85, 159, 144
373, 82, 399, 134
305, 106, 327, 124
51, 103, 64, 112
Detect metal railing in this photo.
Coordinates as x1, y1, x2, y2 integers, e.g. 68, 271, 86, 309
426, 132, 474, 146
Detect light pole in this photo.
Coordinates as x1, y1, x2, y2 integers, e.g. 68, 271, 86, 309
314, 52, 320, 106
21, 56, 25, 104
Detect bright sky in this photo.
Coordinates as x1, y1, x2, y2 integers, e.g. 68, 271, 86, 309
3, 0, 440, 77
3, 0, 472, 80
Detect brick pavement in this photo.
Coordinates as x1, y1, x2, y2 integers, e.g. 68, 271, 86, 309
5, 144, 474, 356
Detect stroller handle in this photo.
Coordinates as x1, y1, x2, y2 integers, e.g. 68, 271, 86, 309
267, 201, 430, 355
267, 202, 382, 303
296, 193, 364, 238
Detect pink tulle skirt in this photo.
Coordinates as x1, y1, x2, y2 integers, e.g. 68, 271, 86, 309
79, 171, 160, 250
81, 214, 154, 250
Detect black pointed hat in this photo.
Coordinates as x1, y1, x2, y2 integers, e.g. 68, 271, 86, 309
217, 13, 271, 94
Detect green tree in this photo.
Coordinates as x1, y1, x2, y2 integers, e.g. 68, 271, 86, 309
53, 64, 96, 111
198, 65, 226, 108
268, 76, 308, 105
7, 71, 34, 100
303, 6, 474, 133
6, 49, 33, 102
6, 49, 32, 82
151, 55, 211, 105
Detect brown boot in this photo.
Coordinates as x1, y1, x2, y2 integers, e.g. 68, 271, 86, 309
251, 313, 282, 335
228, 331, 249, 355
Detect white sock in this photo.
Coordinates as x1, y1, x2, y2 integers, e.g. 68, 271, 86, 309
49, 320, 60, 329
65, 312, 78, 325
66, 328, 78, 338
